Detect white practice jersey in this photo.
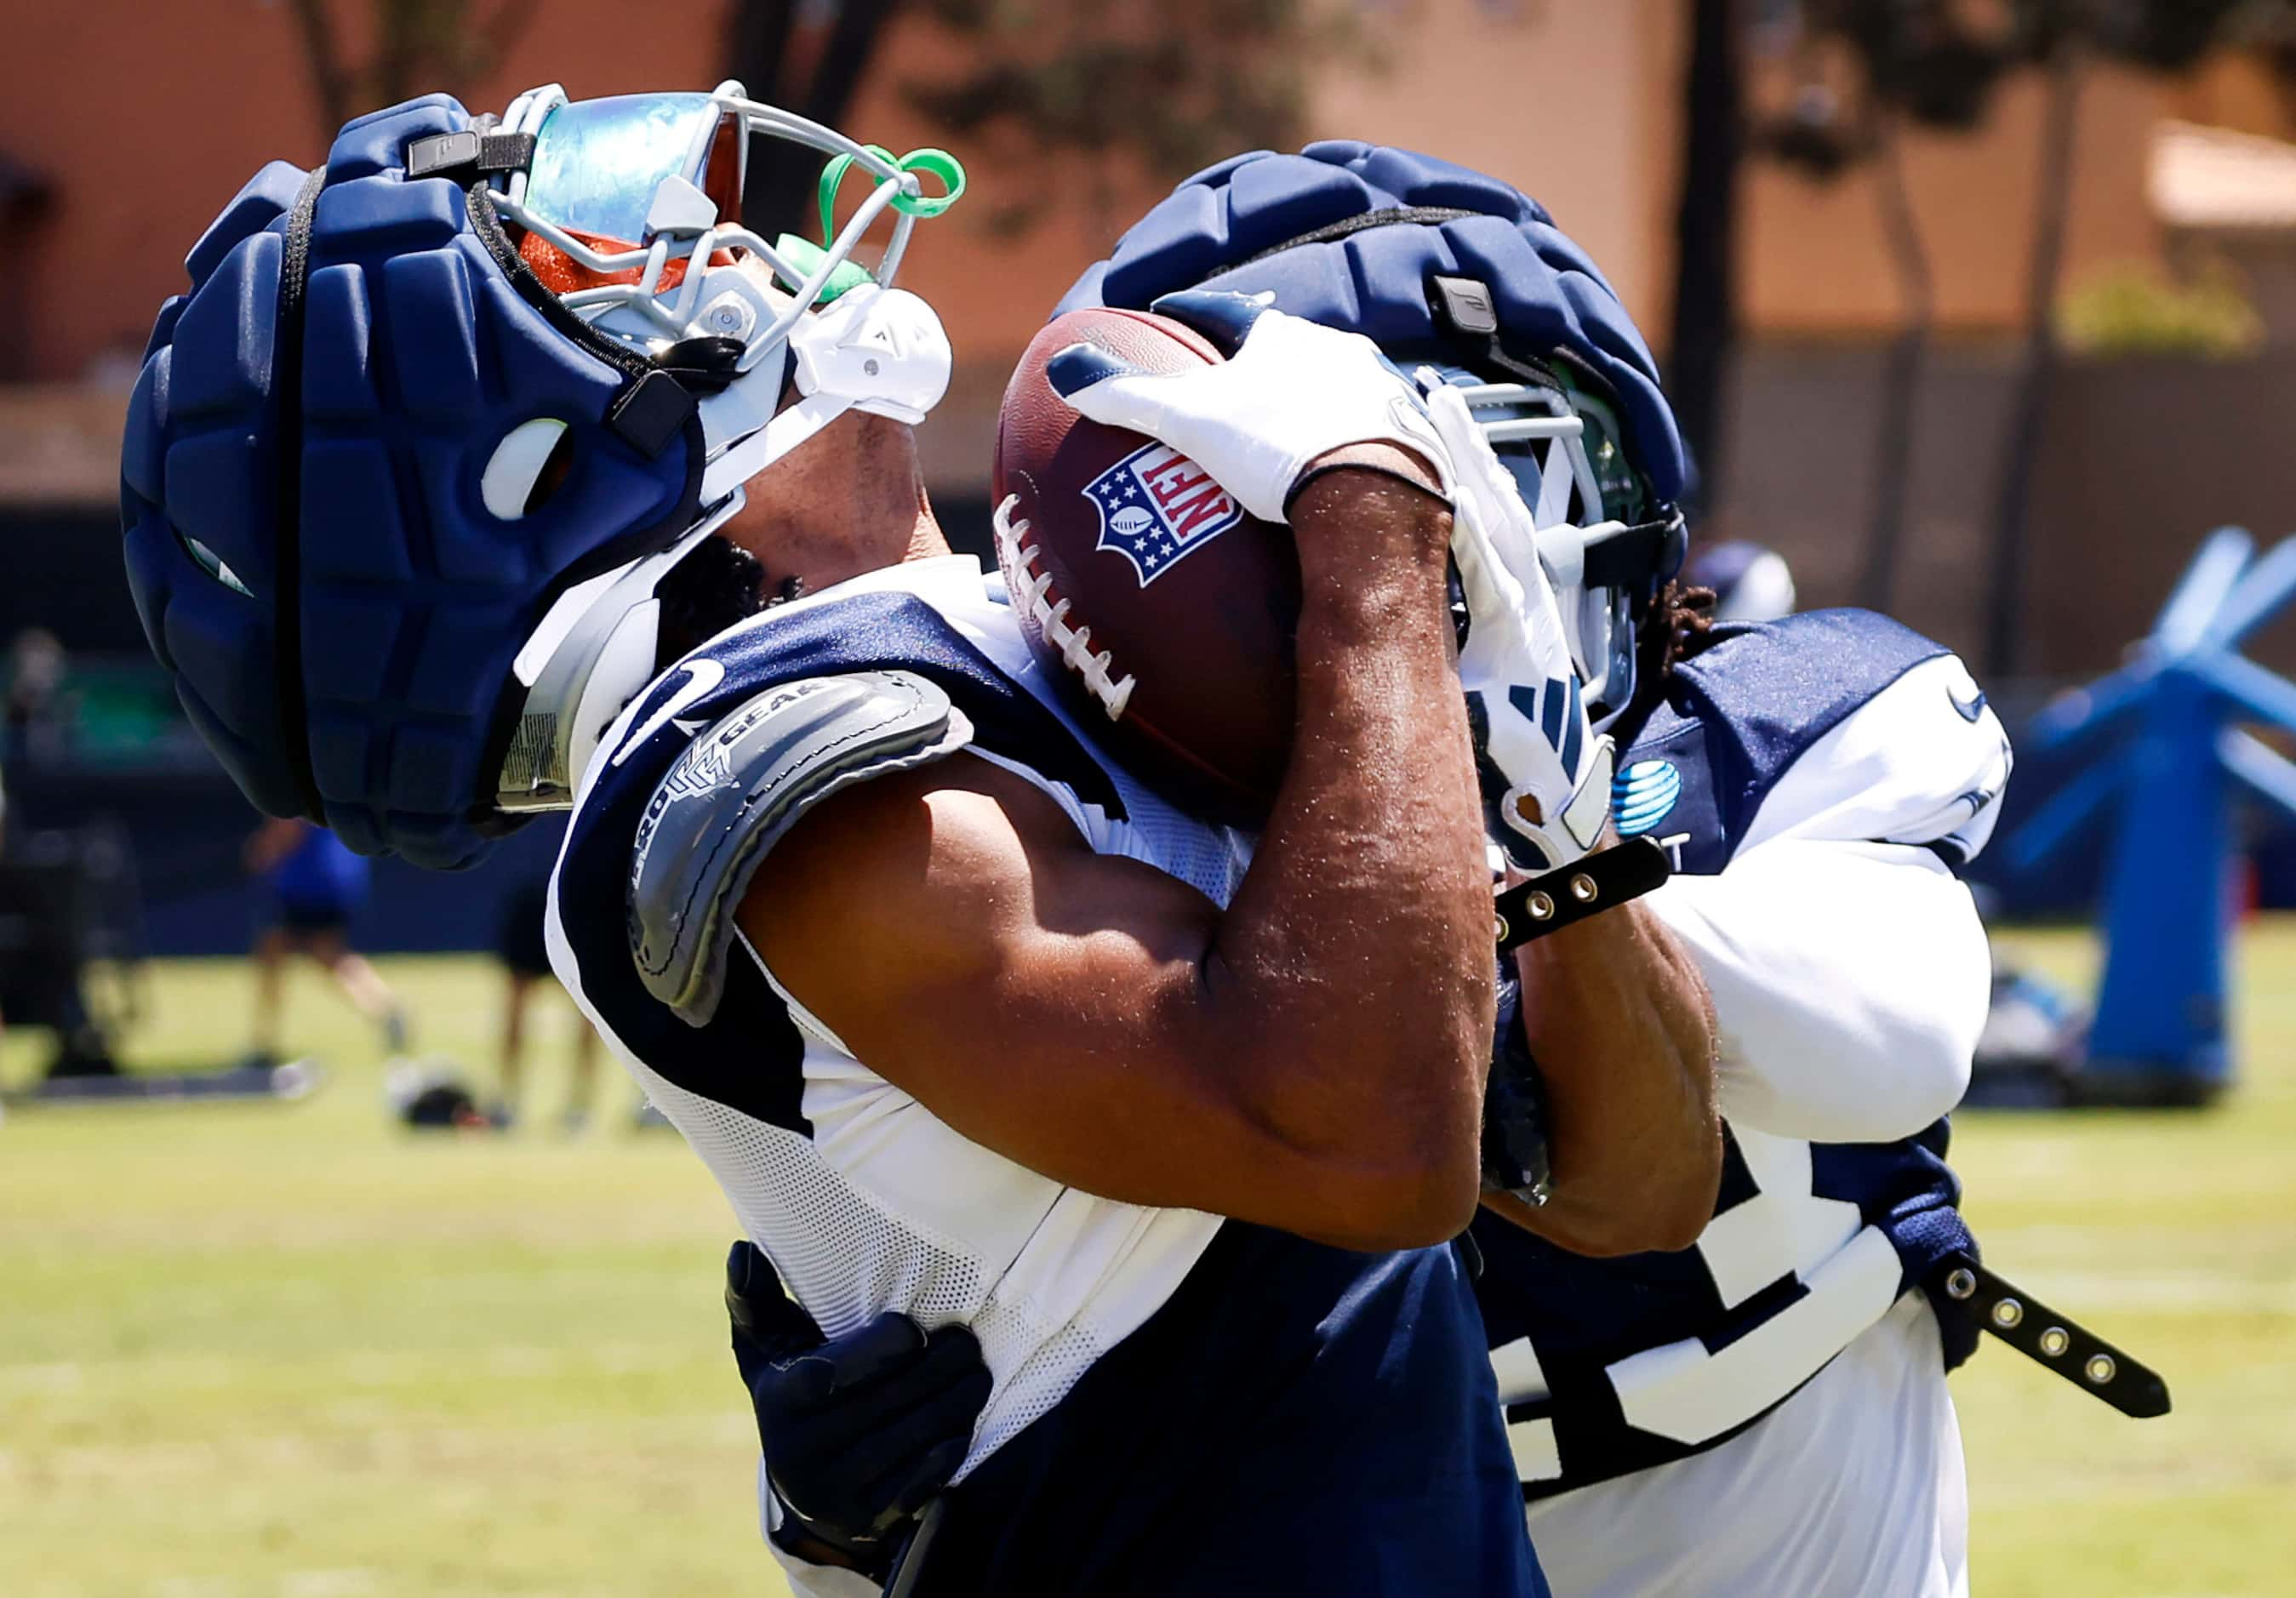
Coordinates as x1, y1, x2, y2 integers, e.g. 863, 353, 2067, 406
1469, 607, 2007, 1583
547, 554, 1541, 1598
1526, 1293, 1968, 1598
547, 556, 1248, 1472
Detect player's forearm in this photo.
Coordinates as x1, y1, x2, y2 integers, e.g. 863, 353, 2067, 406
1202, 466, 1494, 1243
1647, 840, 1987, 1142
1506, 900, 1720, 1257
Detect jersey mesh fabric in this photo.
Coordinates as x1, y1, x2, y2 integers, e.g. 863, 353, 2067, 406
596, 1039, 1107, 1460
957, 562, 1253, 904
548, 556, 1244, 1475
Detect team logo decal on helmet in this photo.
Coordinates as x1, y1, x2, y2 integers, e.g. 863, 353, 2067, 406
1082, 444, 1245, 587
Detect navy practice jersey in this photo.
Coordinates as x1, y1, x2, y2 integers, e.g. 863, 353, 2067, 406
1473, 608, 2010, 1501
547, 557, 1545, 1598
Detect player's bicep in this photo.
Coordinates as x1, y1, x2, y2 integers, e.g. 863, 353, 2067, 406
737, 754, 1267, 1209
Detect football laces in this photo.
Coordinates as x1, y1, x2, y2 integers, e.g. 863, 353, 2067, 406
993, 495, 1137, 720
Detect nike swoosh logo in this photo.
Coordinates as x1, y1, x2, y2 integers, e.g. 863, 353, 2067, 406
1948, 678, 1988, 723
614, 659, 724, 765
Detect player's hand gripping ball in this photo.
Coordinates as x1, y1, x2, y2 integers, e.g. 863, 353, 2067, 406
993, 306, 1304, 820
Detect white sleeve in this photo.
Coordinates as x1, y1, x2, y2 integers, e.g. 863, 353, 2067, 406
1648, 840, 1990, 1143
1643, 650, 2008, 1143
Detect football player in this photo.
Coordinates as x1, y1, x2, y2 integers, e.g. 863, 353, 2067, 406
241, 816, 410, 1064
123, 94, 1718, 1596
735, 146, 2025, 1598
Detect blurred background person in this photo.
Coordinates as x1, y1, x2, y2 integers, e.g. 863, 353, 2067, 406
492, 874, 599, 1133
1685, 539, 1798, 624
242, 817, 408, 1070
3, 628, 73, 764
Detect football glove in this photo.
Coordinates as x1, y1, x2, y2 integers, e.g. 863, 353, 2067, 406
725, 1241, 993, 1578
1425, 379, 1614, 872
1047, 290, 1456, 522
1482, 959, 1553, 1205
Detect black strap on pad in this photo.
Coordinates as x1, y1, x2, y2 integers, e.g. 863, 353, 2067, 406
1581, 510, 1689, 592
406, 130, 539, 183
1931, 1257, 2171, 1418
1494, 836, 1672, 953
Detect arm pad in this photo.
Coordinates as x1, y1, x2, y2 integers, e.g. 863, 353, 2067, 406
629, 671, 972, 1024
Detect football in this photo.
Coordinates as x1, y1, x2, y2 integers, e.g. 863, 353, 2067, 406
992, 306, 1299, 821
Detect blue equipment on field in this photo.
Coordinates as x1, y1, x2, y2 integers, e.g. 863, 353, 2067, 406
2004, 528, 2296, 1104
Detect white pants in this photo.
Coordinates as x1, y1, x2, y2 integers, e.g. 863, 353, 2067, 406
1523, 1293, 1969, 1598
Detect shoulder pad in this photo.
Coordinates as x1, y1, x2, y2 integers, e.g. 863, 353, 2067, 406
628, 671, 971, 1025
1623, 612, 2013, 869
1665, 610, 1947, 748
1740, 651, 2013, 865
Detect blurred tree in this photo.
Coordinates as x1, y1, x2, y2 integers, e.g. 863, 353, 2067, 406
1669, 0, 1747, 522
288, 1, 1357, 242
1751, 3, 2010, 610
718, 1, 1371, 243
725, 0, 903, 238
2059, 260, 2264, 357
899, 0, 1372, 239
1979, 1, 2282, 678
288, 0, 542, 140
1676, 1, 2294, 670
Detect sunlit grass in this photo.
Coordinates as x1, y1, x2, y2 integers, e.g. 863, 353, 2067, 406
3, 925, 2293, 1595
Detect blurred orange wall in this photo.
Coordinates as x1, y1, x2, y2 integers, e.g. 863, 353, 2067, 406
0, 1, 720, 381
1741, 63, 2165, 336
0, 0, 2191, 385
1307, 0, 1674, 332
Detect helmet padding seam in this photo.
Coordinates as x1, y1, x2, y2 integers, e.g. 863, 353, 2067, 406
272, 164, 329, 822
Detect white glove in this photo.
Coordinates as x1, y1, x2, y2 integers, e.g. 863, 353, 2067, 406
1425, 379, 1613, 872
1048, 291, 1455, 522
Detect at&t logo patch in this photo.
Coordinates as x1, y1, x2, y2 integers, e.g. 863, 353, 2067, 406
1083, 443, 1244, 586
1613, 758, 1683, 836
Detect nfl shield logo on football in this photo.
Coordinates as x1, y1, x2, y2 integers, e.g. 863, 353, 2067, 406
1082, 442, 1245, 587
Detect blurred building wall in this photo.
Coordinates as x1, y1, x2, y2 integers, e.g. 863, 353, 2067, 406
2173, 50, 2296, 144
1722, 343, 2296, 681
0, 0, 2287, 678
0, 0, 2198, 384
0, 1, 721, 385
1739, 63, 2166, 335
1305, 0, 1674, 335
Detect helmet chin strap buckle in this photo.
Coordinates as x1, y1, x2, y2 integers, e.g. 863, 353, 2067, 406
791, 283, 951, 424
697, 283, 952, 503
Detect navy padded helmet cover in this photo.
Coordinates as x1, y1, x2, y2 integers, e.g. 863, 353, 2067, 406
122, 95, 700, 870
1055, 140, 1688, 505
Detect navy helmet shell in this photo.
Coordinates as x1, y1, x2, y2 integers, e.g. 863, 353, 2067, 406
1056, 140, 1688, 506
121, 95, 702, 869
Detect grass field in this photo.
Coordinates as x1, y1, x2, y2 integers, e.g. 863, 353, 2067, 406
4, 924, 2293, 1597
